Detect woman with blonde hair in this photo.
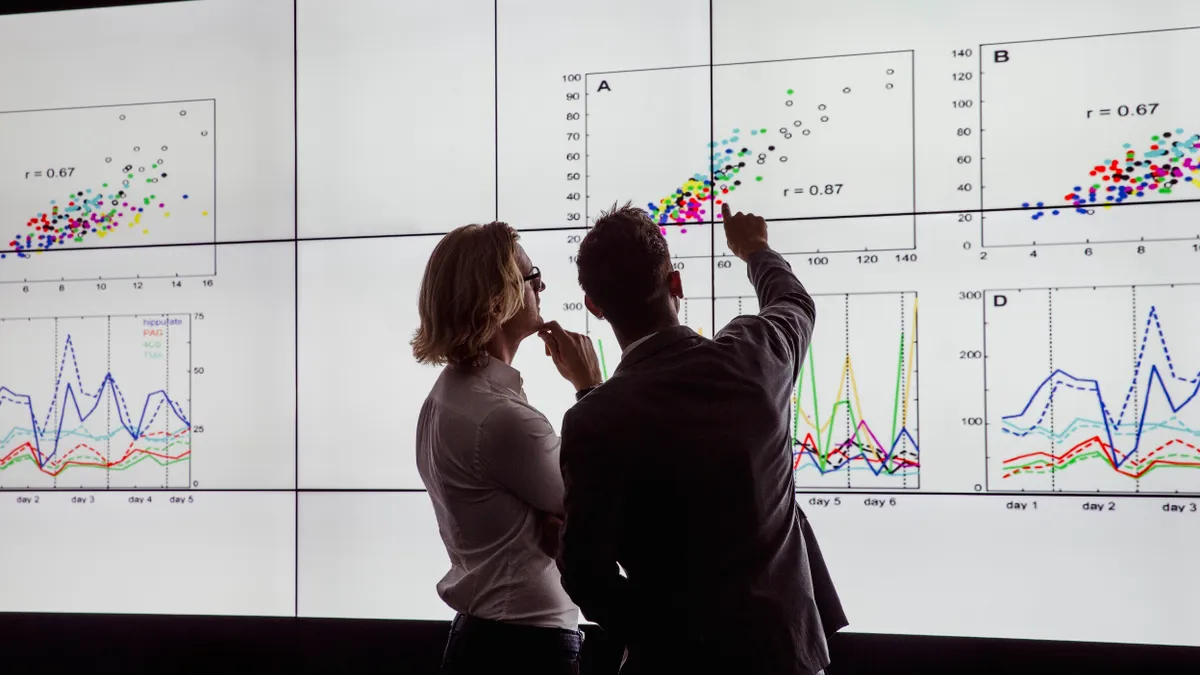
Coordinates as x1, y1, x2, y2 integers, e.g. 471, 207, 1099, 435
412, 221, 601, 675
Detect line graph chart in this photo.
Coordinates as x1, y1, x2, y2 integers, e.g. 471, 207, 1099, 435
585, 50, 915, 257
715, 291, 919, 490
0, 314, 191, 489
985, 285, 1200, 494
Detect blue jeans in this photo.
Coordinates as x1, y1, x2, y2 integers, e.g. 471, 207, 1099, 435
440, 614, 583, 675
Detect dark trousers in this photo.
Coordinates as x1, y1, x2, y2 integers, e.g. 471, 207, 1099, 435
440, 613, 583, 675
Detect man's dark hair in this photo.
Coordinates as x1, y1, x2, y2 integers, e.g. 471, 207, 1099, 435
576, 201, 673, 322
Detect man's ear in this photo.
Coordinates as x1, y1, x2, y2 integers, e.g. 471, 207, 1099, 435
668, 270, 684, 299
584, 295, 604, 319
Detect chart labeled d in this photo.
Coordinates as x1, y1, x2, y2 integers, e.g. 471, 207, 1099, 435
985, 285, 1200, 494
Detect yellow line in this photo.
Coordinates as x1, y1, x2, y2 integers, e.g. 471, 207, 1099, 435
901, 297, 918, 425
846, 356, 885, 459
797, 297, 919, 437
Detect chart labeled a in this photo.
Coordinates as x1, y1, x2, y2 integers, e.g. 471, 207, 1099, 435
0, 315, 192, 489
585, 51, 914, 257
716, 291, 919, 490
0, 100, 215, 282
985, 286, 1200, 494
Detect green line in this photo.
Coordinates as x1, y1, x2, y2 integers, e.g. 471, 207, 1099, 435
850, 400, 865, 455
889, 331, 905, 450
597, 339, 609, 381
794, 327, 913, 474
1005, 450, 1200, 477
808, 344, 824, 470
843, 399, 865, 460
0, 450, 190, 477
822, 400, 851, 470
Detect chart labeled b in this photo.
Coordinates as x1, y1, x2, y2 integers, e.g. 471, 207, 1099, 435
585, 50, 915, 257
985, 285, 1200, 494
0, 100, 215, 282
0, 314, 192, 489
980, 28, 1200, 246
715, 291, 919, 490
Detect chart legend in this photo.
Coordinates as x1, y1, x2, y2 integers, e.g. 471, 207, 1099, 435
0, 314, 192, 489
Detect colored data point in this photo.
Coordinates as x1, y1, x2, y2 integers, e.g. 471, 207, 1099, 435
787, 89, 794, 95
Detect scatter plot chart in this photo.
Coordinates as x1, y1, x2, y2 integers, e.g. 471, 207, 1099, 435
985, 285, 1200, 495
0, 314, 192, 489
585, 51, 915, 257
980, 28, 1200, 246
0, 100, 216, 282
715, 291, 920, 490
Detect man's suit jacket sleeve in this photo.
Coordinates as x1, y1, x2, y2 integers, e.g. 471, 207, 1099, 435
556, 406, 635, 640
721, 248, 816, 380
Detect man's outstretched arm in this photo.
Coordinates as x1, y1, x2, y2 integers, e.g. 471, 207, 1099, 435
718, 203, 816, 380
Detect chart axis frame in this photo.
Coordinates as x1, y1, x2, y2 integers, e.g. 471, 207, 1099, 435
584, 49, 917, 255
982, 282, 1200, 496
0, 97, 218, 281
977, 26, 1200, 249
0, 311, 194, 491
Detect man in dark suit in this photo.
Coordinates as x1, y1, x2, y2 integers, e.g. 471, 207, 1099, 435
539, 201, 847, 674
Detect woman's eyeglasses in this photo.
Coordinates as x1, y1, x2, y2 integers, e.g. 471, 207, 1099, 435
523, 266, 545, 292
